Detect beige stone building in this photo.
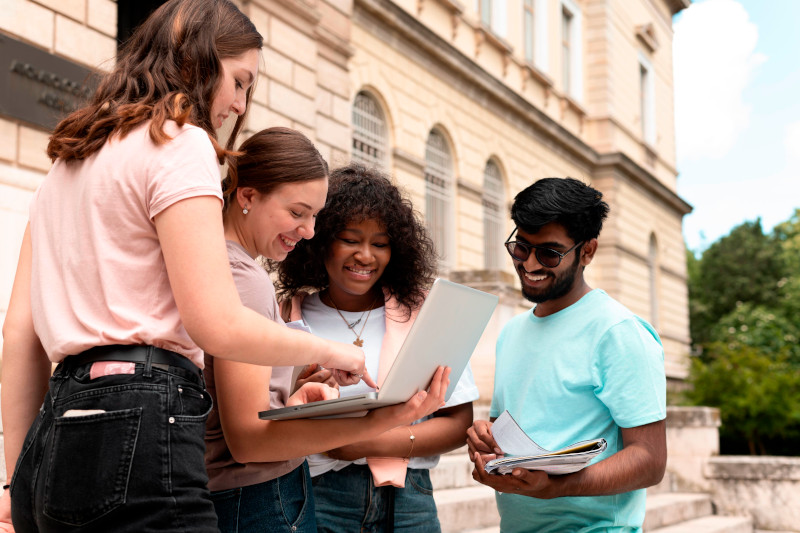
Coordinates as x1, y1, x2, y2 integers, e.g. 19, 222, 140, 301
0, 0, 691, 396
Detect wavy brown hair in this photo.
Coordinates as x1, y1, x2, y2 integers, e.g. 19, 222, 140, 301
222, 127, 329, 209
47, 0, 262, 164
276, 163, 437, 319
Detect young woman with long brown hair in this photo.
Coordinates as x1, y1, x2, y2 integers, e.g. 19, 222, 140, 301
0, 1, 370, 531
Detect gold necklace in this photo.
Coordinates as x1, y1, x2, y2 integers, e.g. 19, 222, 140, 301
326, 292, 379, 347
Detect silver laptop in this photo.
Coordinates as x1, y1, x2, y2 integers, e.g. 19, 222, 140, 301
258, 278, 498, 420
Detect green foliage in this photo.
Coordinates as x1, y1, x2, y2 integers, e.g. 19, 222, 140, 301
710, 302, 800, 366
685, 343, 800, 455
685, 212, 800, 455
688, 220, 787, 346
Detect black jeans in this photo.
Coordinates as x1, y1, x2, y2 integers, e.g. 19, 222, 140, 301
10, 350, 217, 532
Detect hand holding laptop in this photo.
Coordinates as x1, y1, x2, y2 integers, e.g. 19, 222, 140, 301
324, 365, 452, 461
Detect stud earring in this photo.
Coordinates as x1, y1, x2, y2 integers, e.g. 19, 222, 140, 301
243, 206, 249, 215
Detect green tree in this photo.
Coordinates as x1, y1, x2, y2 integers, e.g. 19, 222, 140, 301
710, 302, 800, 366
685, 212, 800, 455
685, 342, 800, 455
689, 220, 787, 346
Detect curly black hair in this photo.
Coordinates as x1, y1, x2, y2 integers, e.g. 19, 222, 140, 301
276, 163, 437, 318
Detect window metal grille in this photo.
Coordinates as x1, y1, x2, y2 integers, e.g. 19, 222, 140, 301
483, 160, 504, 270
424, 130, 454, 270
352, 91, 388, 168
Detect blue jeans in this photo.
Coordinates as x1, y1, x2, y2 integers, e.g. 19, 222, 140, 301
211, 461, 317, 533
10, 351, 217, 532
312, 464, 441, 533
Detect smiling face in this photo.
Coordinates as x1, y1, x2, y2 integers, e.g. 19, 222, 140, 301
513, 222, 595, 316
236, 178, 328, 261
210, 48, 259, 129
324, 217, 391, 311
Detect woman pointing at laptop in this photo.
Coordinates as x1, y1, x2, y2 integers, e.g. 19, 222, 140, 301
277, 163, 479, 533
203, 129, 449, 533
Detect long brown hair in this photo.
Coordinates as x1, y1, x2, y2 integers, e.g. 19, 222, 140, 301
47, 0, 262, 164
222, 127, 329, 209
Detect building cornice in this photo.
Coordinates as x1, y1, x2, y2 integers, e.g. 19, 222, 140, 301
665, 0, 691, 16
596, 152, 692, 216
355, 0, 599, 170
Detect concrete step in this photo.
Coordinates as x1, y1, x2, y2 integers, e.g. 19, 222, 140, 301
644, 492, 713, 530
648, 515, 753, 533
647, 470, 677, 495
435, 485, 500, 533
432, 452, 476, 490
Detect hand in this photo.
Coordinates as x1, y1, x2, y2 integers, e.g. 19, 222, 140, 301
286, 382, 339, 407
0, 488, 14, 532
466, 420, 503, 460
471, 451, 555, 499
320, 341, 378, 389
370, 366, 451, 429
295, 364, 339, 391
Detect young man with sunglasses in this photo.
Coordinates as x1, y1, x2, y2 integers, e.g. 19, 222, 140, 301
467, 177, 667, 532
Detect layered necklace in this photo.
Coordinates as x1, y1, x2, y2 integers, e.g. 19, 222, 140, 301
325, 292, 381, 347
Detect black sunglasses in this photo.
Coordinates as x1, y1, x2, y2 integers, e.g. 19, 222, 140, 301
504, 228, 583, 268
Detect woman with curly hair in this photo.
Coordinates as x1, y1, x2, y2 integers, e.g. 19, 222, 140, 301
277, 163, 479, 533
204, 128, 449, 533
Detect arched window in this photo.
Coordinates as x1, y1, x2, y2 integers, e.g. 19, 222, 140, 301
424, 129, 454, 270
483, 160, 504, 270
649, 234, 659, 328
351, 91, 388, 167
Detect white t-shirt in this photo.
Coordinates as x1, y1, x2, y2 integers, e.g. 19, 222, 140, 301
300, 292, 480, 475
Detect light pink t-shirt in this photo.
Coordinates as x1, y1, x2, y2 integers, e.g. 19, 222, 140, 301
29, 121, 223, 367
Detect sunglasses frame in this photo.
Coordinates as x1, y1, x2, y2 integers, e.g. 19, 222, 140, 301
503, 228, 583, 268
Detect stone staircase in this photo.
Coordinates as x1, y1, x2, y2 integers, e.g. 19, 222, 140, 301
431, 446, 754, 533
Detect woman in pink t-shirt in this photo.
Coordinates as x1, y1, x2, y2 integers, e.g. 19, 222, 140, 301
0, 1, 371, 531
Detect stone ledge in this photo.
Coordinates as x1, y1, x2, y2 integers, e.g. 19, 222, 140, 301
666, 406, 720, 429
705, 456, 800, 481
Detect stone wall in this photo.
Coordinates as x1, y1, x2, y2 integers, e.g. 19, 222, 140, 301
706, 456, 800, 532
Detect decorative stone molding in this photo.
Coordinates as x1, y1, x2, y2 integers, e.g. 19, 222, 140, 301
595, 152, 691, 216
559, 93, 586, 134
636, 23, 659, 53
456, 176, 483, 200
245, 0, 322, 32
355, 0, 599, 169
416, 0, 463, 40
392, 147, 426, 175
474, 25, 513, 77
448, 269, 521, 304
521, 62, 553, 102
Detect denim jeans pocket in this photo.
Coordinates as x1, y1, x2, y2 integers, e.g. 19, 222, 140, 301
406, 468, 434, 496
170, 378, 213, 422
43, 407, 142, 526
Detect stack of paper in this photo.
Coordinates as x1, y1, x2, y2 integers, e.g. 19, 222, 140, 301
484, 410, 607, 475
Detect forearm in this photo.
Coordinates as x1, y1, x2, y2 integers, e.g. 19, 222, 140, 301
226, 414, 401, 463
206, 307, 330, 367
1, 334, 51, 479
546, 441, 665, 498
334, 404, 473, 459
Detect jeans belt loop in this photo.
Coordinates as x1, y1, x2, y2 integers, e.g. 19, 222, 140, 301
144, 345, 154, 378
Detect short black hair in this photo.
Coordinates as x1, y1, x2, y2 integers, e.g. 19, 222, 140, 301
511, 177, 609, 243
276, 163, 437, 317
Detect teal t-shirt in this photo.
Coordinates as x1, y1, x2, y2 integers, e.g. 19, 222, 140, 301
490, 289, 666, 533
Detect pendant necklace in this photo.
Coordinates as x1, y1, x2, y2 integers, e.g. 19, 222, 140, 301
326, 292, 379, 347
